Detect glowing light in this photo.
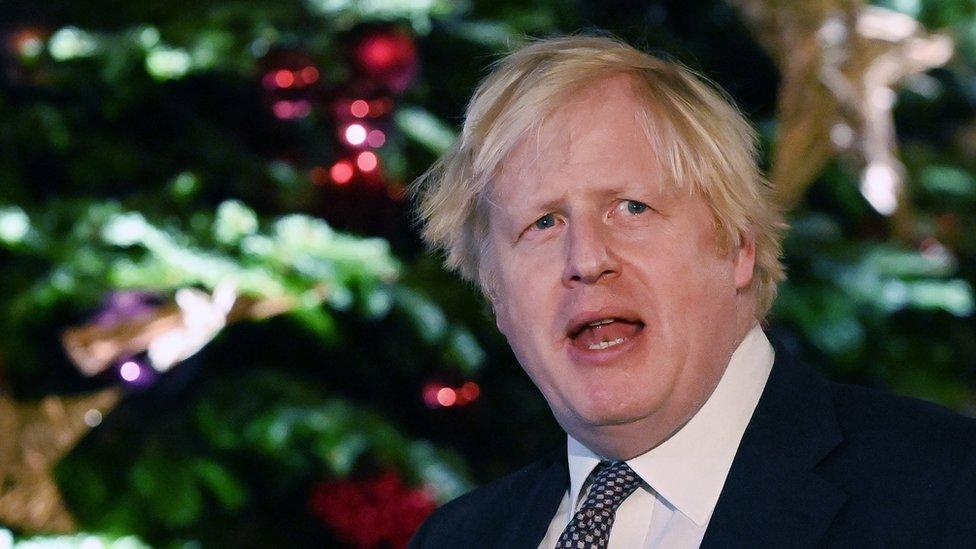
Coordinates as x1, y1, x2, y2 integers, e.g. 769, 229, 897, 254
459, 382, 480, 402
829, 123, 854, 149
356, 151, 378, 172
138, 27, 160, 49
860, 162, 900, 215
818, 17, 847, 46
344, 123, 367, 145
366, 129, 386, 148
422, 384, 441, 408
350, 99, 370, 118
120, 361, 141, 382
10, 28, 45, 59
436, 388, 457, 407
49, 27, 98, 60
146, 47, 191, 80
300, 66, 319, 84
273, 100, 311, 119
101, 212, 149, 246
83, 409, 103, 427
857, 4, 919, 41
359, 36, 397, 70
329, 160, 354, 184
870, 87, 896, 110
273, 101, 292, 118
274, 69, 294, 88
0, 207, 30, 244
169, 171, 199, 198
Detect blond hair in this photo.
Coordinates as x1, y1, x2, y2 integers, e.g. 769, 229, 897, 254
412, 35, 786, 318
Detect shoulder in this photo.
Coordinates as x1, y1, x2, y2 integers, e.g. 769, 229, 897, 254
829, 379, 976, 457
823, 378, 976, 496
818, 380, 976, 540
410, 450, 562, 547
433, 455, 553, 521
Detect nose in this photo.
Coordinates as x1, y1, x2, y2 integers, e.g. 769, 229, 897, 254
562, 217, 620, 287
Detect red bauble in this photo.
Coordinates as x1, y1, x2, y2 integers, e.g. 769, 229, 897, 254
353, 28, 418, 94
309, 471, 437, 548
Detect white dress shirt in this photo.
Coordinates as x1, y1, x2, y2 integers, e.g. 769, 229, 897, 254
538, 325, 775, 548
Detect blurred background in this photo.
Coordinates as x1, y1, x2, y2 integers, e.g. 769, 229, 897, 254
1, 0, 974, 546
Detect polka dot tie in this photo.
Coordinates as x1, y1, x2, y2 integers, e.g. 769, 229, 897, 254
555, 460, 642, 549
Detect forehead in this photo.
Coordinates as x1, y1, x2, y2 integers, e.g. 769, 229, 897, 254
490, 75, 666, 206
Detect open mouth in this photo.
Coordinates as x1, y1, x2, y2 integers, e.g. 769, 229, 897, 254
567, 317, 645, 351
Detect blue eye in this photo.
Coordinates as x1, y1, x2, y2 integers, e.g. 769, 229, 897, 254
533, 213, 556, 230
626, 201, 648, 214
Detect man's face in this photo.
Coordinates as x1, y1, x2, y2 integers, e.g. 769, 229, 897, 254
487, 76, 756, 458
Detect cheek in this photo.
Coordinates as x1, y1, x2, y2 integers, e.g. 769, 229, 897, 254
492, 252, 544, 324
624, 233, 734, 308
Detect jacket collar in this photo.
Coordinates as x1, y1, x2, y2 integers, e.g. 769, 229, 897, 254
497, 334, 846, 548
501, 447, 569, 548
700, 337, 847, 547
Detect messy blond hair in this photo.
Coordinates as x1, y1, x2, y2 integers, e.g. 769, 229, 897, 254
412, 35, 786, 318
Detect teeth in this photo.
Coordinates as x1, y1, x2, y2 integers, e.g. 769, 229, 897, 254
586, 318, 615, 327
587, 337, 624, 350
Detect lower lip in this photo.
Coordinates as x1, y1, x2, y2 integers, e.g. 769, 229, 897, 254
565, 325, 645, 366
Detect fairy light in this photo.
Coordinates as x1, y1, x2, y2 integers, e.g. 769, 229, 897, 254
436, 388, 457, 407
459, 381, 480, 402
350, 99, 369, 118
344, 123, 367, 145
356, 151, 378, 172
274, 69, 295, 88
273, 100, 311, 119
119, 360, 141, 382
299, 66, 319, 84
366, 129, 386, 148
860, 162, 899, 215
423, 381, 481, 408
83, 409, 103, 427
329, 160, 354, 184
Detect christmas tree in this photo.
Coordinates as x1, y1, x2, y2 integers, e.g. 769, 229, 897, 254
1, 0, 974, 546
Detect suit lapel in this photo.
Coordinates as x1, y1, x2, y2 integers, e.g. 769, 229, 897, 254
498, 448, 569, 549
701, 341, 847, 548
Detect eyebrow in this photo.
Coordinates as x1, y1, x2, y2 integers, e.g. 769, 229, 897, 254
501, 185, 637, 216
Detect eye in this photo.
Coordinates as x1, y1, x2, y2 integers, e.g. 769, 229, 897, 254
625, 200, 649, 215
532, 213, 557, 230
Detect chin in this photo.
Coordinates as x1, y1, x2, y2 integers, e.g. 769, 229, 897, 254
565, 394, 661, 429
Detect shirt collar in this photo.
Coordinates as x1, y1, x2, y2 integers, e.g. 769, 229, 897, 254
566, 325, 774, 527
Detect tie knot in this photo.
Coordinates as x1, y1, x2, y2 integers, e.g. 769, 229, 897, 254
581, 460, 642, 512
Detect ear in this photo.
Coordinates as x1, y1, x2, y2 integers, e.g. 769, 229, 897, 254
732, 231, 756, 291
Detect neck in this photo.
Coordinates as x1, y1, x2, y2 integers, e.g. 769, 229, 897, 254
570, 314, 759, 460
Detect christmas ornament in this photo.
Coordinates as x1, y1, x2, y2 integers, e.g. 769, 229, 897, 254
116, 356, 158, 388
728, 0, 952, 222
422, 381, 480, 408
259, 48, 321, 121
62, 283, 327, 377
309, 471, 436, 548
92, 291, 161, 328
0, 388, 121, 534
353, 28, 418, 94
146, 281, 236, 372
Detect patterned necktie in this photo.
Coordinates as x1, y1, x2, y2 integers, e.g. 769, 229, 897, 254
555, 460, 642, 549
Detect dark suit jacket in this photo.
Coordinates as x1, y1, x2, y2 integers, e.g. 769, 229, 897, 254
409, 342, 976, 548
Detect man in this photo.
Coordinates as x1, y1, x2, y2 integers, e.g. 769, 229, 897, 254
408, 35, 976, 548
